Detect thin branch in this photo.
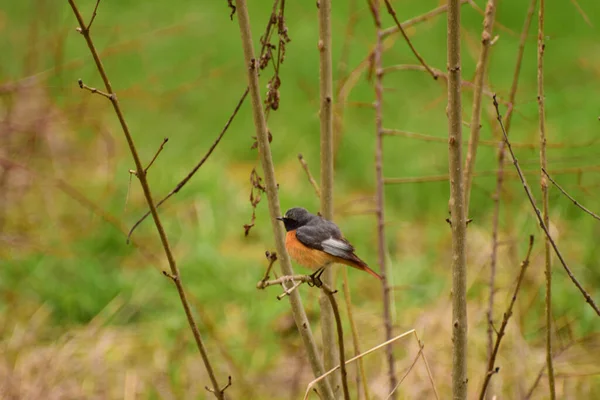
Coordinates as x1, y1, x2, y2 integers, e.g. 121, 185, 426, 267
447, 0, 468, 398
367, 0, 397, 396
144, 137, 169, 174
234, 0, 335, 398
537, 0, 556, 396
492, 95, 600, 316
487, 4, 536, 391
382, 0, 437, 80
385, 344, 423, 400
324, 289, 350, 400
318, 0, 338, 389
87, 0, 101, 31
542, 168, 600, 222
67, 1, 226, 398
463, 0, 496, 215
341, 271, 371, 400
78, 78, 111, 99
298, 154, 321, 199
478, 235, 534, 400
126, 88, 248, 242
381, 0, 469, 39
303, 329, 417, 400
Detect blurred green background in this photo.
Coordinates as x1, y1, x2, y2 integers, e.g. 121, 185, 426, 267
1, 0, 599, 398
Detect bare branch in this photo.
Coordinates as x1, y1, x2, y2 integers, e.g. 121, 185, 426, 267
66, 1, 227, 397
298, 153, 321, 199
492, 95, 600, 317
144, 137, 168, 174
478, 235, 534, 399
542, 168, 600, 222
383, 0, 438, 80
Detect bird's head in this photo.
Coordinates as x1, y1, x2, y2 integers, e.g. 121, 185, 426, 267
277, 207, 314, 231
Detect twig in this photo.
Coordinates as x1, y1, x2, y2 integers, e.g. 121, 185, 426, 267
478, 235, 534, 400
324, 289, 351, 400
367, 0, 397, 396
126, 88, 248, 242
205, 376, 233, 396
542, 168, 600, 222
87, 0, 101, 31
536, 0, 556, 396
341, 271, 371, 400
234, 0, 335, 397
385, 343, 424, 400
382, 0, 437, 80
447, 0, 468, 398
66, 1, 226, 398
463, 0, 496, 215
303, 329, 417, 400
298, 154, 321, 199
487, 2, 536, 387
78, 78, 111, 99
144, 137, 168, 174
260, 251, 278, 283
492, 95, 600, 316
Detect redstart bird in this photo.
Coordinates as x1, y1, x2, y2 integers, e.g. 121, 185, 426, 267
277, 207, 381, 284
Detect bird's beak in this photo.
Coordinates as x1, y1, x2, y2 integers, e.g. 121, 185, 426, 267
276, 217, 284, 221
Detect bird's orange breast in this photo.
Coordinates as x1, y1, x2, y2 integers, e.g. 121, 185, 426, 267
285, 230, 335, 270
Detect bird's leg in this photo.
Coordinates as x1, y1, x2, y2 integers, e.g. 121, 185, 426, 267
308, 267, 325, 288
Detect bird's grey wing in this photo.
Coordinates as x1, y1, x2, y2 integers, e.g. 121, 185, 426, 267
296, 220, 354, 258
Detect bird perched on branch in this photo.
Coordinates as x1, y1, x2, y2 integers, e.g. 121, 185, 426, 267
277, 207, 381, 285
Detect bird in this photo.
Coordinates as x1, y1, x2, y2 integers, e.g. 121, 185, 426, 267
277, 207, 381, 285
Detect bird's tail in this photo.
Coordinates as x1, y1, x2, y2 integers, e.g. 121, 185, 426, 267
343, 254, 382, 280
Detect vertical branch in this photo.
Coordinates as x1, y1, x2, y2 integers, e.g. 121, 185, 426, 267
317, 0, 339, 394
537, 0, 556, 397
447, 0, 468, 398
368, 0, 397, 396
66, 1, 226, 398
233, 1, 335, 398
487, 2, 536, 396
463, 0, 496, 215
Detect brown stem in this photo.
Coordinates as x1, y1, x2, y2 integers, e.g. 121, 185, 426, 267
463, 0, 496, 215
537, 0, 556, 396
298, 154, 322, 199
66, 1, 226, 398
447, 0, 468, 398
317, 0, 339, 393
234, 0, 335, 397
492, 95, 600, 316
324, 290, 350, 400
478, 236, 535, 400
487, 2, 536, 393
367, 0, 397, 396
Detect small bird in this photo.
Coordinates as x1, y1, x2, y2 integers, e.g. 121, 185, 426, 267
277, 207, 381, 284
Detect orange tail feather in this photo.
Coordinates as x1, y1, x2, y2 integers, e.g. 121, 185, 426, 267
341, 254, 382, 280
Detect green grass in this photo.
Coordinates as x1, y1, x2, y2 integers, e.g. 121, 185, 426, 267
1, 0, 600, 398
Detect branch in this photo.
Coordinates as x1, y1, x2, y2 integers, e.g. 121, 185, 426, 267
492, 95, 600, 316
144, 137, 168, 174
478, 235, 534, 399
127, 88, 248, 242
383, 0, 437, 80
298, 153, 321, 199
66, 1, 226, 398
463, 0, 496, 215
542, 168, 600, 222
447, 0, 468, 398
536, 0, 556, 396
317, 0, 339, 391
367, 0, 397, 396
234, 0, 335, 397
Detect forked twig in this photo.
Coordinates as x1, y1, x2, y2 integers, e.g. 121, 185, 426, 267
382, 0, 437, 80
67, 1, 226, 398
492, 95, 600, 317
478, 235, 534, 399
542, 168, 600, 222
127, 88, 249, 242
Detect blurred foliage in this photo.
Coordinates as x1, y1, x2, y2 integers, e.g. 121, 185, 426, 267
1, 0, 599, 398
